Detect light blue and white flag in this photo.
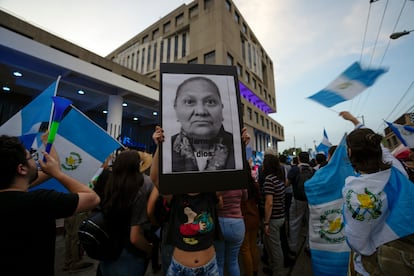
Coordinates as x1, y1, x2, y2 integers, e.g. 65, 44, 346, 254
316, 128, 332, 156
31, 106, 122, 192
308, 62, 388, 108
386, 121, 414, 148
305, 134, 355, 276
0, 80, 56, 139
0, 80, 122, 192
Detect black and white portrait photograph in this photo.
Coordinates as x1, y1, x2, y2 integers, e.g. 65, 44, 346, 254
159, 63, 247, 194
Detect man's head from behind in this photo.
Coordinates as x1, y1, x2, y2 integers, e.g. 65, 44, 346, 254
298, 151, 310, 164
0, 135, 30, 189
174, 76, 224, 139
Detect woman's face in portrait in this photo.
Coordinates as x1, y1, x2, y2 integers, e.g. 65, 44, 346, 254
175, 79, 224, 139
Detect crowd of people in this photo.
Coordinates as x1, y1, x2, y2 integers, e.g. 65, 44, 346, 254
1, 73, 414, 276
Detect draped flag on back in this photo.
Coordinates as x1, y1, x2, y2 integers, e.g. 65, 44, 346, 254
305, 134, 355, 276
316, 128, 332, 156
385, 121, 414, 148
0, 80, 122, 192
307, 62, 388, 108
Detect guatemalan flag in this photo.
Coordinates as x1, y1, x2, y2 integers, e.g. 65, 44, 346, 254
305, 135, 355, 276
316, 128, 332, 156
0, 80, 122, 192
308, 62, 388, 108
385, 121, 414, 149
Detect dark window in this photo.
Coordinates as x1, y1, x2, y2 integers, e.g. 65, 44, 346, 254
225, 0, 231, 11
163, 21, 171, 33
255, 112, 259, 123
174, 35, 179, 60
143, 35, 149, 43
176, 13, 184, 26
160, 41, 164, 62
152, 28, 159, 40
241, 38, 245, 61
237, 63, 243, 76
234, 12, 240, 24
190, 4, 199, 18
227, 53, 233, 65
188, 57, 198, 64
247, 107, 252, 120
182, 33, 187, 57
167, 38, 171, 61
204, 51, 216, 64
147, 45, 151, 68
204, 0, 213, 9
153, 43, 157, 69
141, 48, 145, 70
242, 23, 247, 34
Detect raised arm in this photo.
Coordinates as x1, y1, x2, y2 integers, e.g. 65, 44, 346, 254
150, 126, 164, 190
39, 151, 100, 213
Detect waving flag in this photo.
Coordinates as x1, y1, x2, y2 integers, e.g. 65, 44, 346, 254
316, 128, 332, 156
0, 80, 56, 139
385, 121, 414, 148
308, 62, 388, 108
305, 135, 355, 276
0, 80, 122, 192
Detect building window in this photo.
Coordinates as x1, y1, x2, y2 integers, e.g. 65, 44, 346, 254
237, 63, 243, 77
160, 41, 164, 63
241, 38, 246, 61
242, 23, 247, 34
227, 53, 233, 65
152, 28, 159, 40
255, 111, 259, 123
176, 13, 184, 26
204, 50, 216, 64
153, 42, 157, 69
182, 33, 187, 57
174, 35, 179, 60
247, 107, 252, 120
189, 4, 199, 18
234, 12, 240, 24
141, 48, 145, 70
261, 115, 264, 126
248, 42, 252, 68
204, 0, 213, 9
136, 50, 140, 71
225, 0, 231, 11
147, 45, 151, 68
163, 21, 171, 33
245, 71, 250, 83
266, 119, 269, 129
258, 84, 262, 95
188, 57, 198, 64
252, 78, 256, 89
167, 38, 171, 61
143, 35, 149, 44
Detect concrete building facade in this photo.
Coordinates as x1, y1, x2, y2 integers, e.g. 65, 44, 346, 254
384, 112, 414, 150
107, 0, 284, 153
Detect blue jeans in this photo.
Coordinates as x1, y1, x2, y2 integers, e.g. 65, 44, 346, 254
167, 255, 219, 276
215, 217, 245, 276
99, 248, 148, 276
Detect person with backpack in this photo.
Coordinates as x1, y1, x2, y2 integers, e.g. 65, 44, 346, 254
93, 150, 154, 275
287, 151, 314, 260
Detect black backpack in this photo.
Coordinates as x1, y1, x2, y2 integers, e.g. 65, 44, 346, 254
78, 209, 126, 261
293, 164, 314, 201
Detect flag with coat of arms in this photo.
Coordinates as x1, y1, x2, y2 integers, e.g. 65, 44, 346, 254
305, 134, 355, 276
307, 61, 388, 108
0, 79, 122, 192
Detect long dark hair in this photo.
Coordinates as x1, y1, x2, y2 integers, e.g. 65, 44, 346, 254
262, 154, 285, 181
346, 128, 391, 173
102, 150, 144, 217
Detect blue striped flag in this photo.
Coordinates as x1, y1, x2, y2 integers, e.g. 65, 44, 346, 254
308, 62, 388, 107
385, 121, 414, 149
0, 80, 122, 192
316, 128, 332, 156
305, 134, 355, 276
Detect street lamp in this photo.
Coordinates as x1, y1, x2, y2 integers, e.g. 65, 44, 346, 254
390, 29, 413, 40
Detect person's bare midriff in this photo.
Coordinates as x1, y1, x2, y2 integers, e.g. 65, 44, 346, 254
173, 245, 215, 267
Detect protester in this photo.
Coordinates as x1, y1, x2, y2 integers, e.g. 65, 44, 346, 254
0, 135, 100, 275
340, 111, 414, 275
240, 162, 260, 276
98, 150, 154, 276
215, 188, 247, 276
262, 153, 286, 275
171, 76, 235, 172
287, 151, 314, 259
151, 125, 250, 275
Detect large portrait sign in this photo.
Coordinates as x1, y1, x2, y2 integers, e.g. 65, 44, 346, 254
159, 63, 248, 194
